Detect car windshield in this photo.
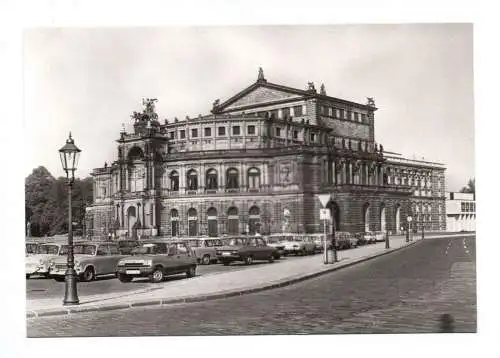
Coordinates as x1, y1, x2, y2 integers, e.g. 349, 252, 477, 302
131, 243, 166, 255
26, 243, 38, 254
227, 238, 246, 246
59, 244, 96, 255
267, 237, 280, 244
187, 240, 201, 247
37, 244, 59, 255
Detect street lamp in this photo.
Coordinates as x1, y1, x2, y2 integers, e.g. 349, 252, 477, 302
406, 216, 412, 243
59, 132, 81, 306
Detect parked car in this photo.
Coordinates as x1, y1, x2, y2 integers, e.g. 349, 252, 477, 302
116, 240, 197, 283
216, 236, 278, 265
263, 236, 285, 259
354, 232, 367, 246
308, 234, 326, 253
117, 239, 141, 255
334, 232, 355, 250
49, 242, 126, 282
25, 242, 64, 279
184, 237, 223, 265
374, 231, 386, 242
363, 231, 377, 244
278, 235, 316, 256
25, 242, 40, 256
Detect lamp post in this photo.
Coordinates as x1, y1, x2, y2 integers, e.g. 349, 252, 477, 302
406, 216, 412, 243
421, 220, 425, 240
59, 132, 81, 306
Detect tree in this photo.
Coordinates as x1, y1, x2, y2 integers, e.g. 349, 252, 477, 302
25, 166, 94, 237
459, 178, 475, 194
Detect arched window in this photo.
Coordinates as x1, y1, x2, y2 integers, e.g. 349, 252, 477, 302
188, 208, 198, 236
206, 169, 218, 190
226, 168, 239, 189
207, 207, 218, 237
227, 207, 239, 234
248, 206, 260, 235
170, 209, 179, 237
187, 169, 198, 191
247, 167, 261, 189
169, 171, 179, 191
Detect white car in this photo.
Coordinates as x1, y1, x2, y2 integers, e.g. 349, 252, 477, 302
374, 231, 386, 242
280, 235, 316, 256
25, 242, 64, 279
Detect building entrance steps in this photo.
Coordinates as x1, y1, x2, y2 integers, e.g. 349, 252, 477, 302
26, 233, 475, 318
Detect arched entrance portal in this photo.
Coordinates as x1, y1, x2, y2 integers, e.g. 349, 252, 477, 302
380, 205, 387, 233
395, 205, 401, 234
127, 206, 137, 238
326, 201, 340, 233
207, 207, 217, 237
227, 207, 239, 235
363, 203, 370, 232
248, 206, 260, 235
188, 208, 198, 236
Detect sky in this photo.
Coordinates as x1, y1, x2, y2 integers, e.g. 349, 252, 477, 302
23, 24, 474, 191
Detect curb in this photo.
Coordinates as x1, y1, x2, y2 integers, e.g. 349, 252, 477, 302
27, 239, 425, 319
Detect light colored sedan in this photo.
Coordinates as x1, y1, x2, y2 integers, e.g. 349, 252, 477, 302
25, 242, 64, 279
278, 235, 316, 256
49, 242, 126, 282
184, 238, 223, 265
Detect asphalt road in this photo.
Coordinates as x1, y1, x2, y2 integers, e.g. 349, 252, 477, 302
27, 236, 476, 336
26, 252, 316, 300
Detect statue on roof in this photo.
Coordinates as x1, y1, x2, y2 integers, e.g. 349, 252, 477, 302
257, 67, 266, 82
307, 82, 316, 92
213, 98, 220, 109
320, 83, 326, 96
366, 97, 376, 107
131, 98, 159, 122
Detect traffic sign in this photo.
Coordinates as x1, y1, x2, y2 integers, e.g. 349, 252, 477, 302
320, 208, 331, 220
317, 194, 331, 208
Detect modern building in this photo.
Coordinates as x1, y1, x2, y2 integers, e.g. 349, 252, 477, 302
87, 68, 447, 239
446, 192, 476, 232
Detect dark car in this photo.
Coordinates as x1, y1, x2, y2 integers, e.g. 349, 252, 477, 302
117, 239, 140, 255
354, 232, 367, 246
116, 240, 197, 283
216, 236, 278, 266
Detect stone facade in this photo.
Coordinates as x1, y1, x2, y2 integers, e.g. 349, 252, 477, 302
87, 69, 446, 239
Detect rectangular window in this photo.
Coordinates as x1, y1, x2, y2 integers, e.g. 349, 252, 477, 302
361, 114, 366, 123
293, 130, 298, 139
247, 125, 256, 135
169, 131, 175, 139
276, 127, 281, 137
310, 133, 317, 142
293, 105, 303, 116
191, 128, 198, 138
328, 107, 333, 116
180, 130, 186, 139
204, 127, 211, 137
218, 127, 226, 136
270, 109, 279, 119
336, 109, 340, 118
232, 126, 241, 135
282, 107, 290, 118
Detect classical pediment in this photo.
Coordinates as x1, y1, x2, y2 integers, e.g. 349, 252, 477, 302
222, 84, 305, 111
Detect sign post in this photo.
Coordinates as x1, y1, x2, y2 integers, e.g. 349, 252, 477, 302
406, 216, 412, 243
317, 194, 333, 264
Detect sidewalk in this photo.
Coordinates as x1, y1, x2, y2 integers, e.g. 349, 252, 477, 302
26, 232, 475, 319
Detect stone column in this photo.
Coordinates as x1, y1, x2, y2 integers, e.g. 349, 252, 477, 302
180, 165, 186, 191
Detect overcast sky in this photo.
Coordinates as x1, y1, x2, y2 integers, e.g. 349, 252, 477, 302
23, 24, 474, 191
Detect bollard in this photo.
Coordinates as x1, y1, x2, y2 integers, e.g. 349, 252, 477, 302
385, 231, 390, 249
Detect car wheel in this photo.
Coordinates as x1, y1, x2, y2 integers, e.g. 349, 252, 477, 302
273, 252, 281, 260
202, 255, 211, 265
118, 273, 132, 283
54, 276, 65, 282
268, 254, 275, 263
186, 266, 196, 278
150, 267, 164, 283
26, 274, 30, 279
222, 260, 230, 266
244, 255, 253, 265
80, 267, 95, 282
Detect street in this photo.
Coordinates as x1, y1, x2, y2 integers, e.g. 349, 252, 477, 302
27, 236, 476, 336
